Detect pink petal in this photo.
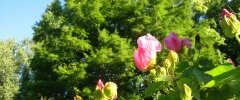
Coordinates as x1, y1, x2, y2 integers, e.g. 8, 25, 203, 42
138, 47, 152, 62
182, 38, 191, 48
137, 36, 147, 48
170, 33, 182, 49
97, 79, 104, 90
164, 33, 182, 52
134, 47, 156, 72
146, 34, 162, 52
134, 49, 146, 71
134, 33, 161, 72
221, 9, 231, 18
227, 58, 237, 67
137, 34, 162, 52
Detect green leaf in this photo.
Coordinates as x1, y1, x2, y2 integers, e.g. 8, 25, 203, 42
203, 63, 240, 88
205, 63, 234, 77
203, 80, 215, 88
193, 68, 211, 82
193, 69, 205, 82
143, 81, 165, 98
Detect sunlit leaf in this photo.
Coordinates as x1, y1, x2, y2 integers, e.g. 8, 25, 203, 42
205, 63, 234, 77
203, 63, 240, 88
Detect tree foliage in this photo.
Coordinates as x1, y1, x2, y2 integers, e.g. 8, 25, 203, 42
0, 39, 19, 99
0, 39, 32, 100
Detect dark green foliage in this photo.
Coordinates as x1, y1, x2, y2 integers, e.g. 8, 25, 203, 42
29, 0, 139, 99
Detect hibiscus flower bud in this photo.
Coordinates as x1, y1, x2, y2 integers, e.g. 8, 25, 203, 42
221, 9, 231, 17
94, 79, 108, 100
103, 82, 118, 99
148, 69, 157, 81
94, 89, 107, 100
97, 79, 104, 90
160, 67, 167, 76
167, 50, 179, 64
180, 84, 192, 100
163, 58, 171, 69
74, 95, 83, 100
219, 9, 240, 38
150, 69, 156, 76
134, 34, 162, 72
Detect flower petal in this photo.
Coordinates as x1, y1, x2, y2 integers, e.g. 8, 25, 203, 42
221, 9, 231, 18
97, 79, 104, 90
182, 38, 191, 48
164, 33, 182, 52
134, 49, 146, 71
134, 34, 161, 72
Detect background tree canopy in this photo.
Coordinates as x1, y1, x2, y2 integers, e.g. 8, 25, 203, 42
6, 0, 240, 100
0, 38, 32, 100
0, 39, 19, 99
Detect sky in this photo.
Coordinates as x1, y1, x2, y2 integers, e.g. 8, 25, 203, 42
0, 0, 53, 41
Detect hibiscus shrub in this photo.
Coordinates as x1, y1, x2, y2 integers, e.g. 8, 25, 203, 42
130, 9, 240, 100
92, 8, 240, 100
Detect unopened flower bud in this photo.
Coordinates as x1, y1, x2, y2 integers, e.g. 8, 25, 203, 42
150, 69, 156, 76
181, 84, 192, 100
74, 95, 83, 100
160, 67, 167, 76
167, 50, 179, 63
94, 89, 108, 100
97, 79, 104, 90
148, 69, 157, 81
163, 58, 171, 69
103, 82, 118, 99
94, 79, 108, 100
220, 9, 240, 38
